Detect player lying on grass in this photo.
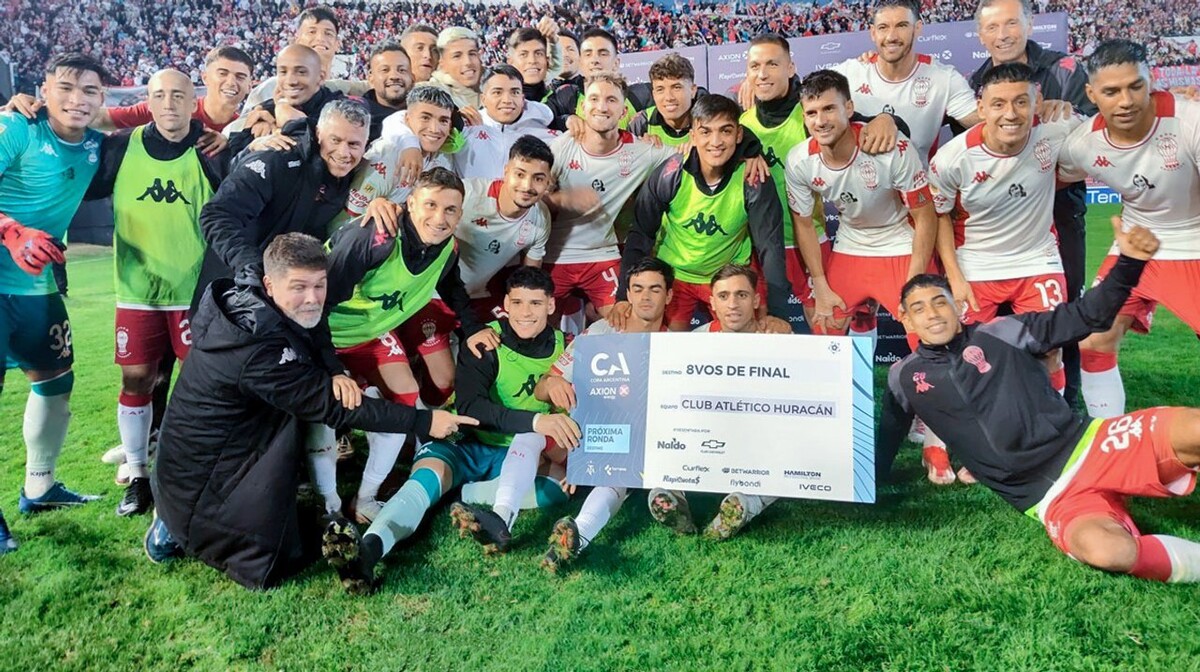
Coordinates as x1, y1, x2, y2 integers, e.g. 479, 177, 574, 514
878, 219, 1200, 582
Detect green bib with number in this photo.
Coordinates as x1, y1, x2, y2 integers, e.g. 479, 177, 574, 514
112, 126, 212, 307
473, 321, 565, 448
327, 229, 454, 348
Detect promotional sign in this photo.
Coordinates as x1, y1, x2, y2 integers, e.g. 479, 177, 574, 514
620, 45, 709, 87
567, 332, 876, 503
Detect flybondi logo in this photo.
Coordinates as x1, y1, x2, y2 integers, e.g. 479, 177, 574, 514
591, 352, 631, 376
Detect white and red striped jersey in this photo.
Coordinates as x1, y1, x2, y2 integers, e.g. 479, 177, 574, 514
833, 54, 977, 166
1058, 92, 1200, 260
785, 124, 932, 257
546, 132, 675, 264
928, 116, 1080, 281
456, 178, 552, 298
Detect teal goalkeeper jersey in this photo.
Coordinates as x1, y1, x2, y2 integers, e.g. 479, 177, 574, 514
0, 110, 102, 295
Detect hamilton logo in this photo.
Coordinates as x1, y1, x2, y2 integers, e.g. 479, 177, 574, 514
682, 212, 727, 236
368, 290, 405, 311
513, 374, 538, 398
137, 178, 192, 204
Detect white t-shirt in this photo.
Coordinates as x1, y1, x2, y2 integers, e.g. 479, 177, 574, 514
1058, 92, 1200, 260
344, 132, 450, 216
785, 124, 932, 257
546, 132, 676, 264
833, 54, 976, 167
456, 178, 552, 298
928, 116, 1080, 281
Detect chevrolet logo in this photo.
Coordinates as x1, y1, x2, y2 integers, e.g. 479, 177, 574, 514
701, 440, 726, 450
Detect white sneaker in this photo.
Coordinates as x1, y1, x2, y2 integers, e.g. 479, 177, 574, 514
907, 417, 927, 444
101, 445, 126, 465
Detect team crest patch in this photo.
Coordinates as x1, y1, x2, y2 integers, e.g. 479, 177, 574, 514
116, 327, 130, 359
617, 148, 633, 177
963, 346, 992, 373
912, 77, 932, 108
421, 320, 438, 343
1156, 133, 1181, 171
912, 372, 934, 393
856, 160, 879, 191
1033, 138, 1053, 172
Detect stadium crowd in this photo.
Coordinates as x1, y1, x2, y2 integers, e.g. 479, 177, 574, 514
3, 0, 1198, 94
1, 0, 1199, 596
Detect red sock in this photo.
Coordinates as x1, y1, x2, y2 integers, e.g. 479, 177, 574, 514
119, 391, 153, 407
1049, 367, 1066, 394
1080, 349, 1117, 373
1129, 535, 1172, 582
388, 391, 420, 407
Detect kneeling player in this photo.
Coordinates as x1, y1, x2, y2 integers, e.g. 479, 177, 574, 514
880, 220, 1200, 582
649, 264, 785, 539
535, 257, 674, 571
321, 267, 581, 593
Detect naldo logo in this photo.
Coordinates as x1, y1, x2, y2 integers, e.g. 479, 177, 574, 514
591, 352, 631, 376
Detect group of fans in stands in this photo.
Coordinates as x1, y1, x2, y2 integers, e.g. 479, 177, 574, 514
1, 0, 1198, 594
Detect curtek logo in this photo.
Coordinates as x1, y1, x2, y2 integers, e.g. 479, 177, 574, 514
657, 439, 687, 451
663, 475, 701, 485
683, 464, 709, 473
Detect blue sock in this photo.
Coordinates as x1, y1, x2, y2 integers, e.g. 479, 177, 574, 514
364, 468, 442, 556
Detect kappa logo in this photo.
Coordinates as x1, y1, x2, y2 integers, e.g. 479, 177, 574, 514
683, 212, 727, 236
478, 130, 490, 141
137, 178, 192, 205
972, 171, 991, 184
279, 347, 298, 365
474, 217, 489, 228
912, 371, 934, 393
761, 146, 782, 167
40, 142, 58, 157
514, 374, 538, 398
896, 139, 909, 154
811, 177, 826, 188
367, 289, 405, 312
1093, 155, 1113, 168
245, 159, 267, 179
372, 161, 387, 176
857, 83, 872, 95
569, 159, 583, 171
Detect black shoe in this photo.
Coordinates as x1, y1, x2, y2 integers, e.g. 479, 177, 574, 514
541, 516, 582, 573
116, 477, 153, 517
321, 516, 377, 595
449, 502, 511, 554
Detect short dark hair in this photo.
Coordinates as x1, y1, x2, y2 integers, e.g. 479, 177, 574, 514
264, 232, 327, 276
45, 53, 111, 85
690, 93, 741, 126
580, 27, 619, 53
559, 30, 581, 51
800, 69, 852, 103
749, 33, 790, 54
977, 62, 1035, 94
872, 0, 921, 23
626, 257, 675, 290
406, 84, 455, 111
975, 0, 1032, 25
1085, 39, 1148, 76
508, 27, 547, 52
899, 273, 952, 307
412, 167, 465, 198
205, 46, 254, 71
506, 266, 555, 296
481, 64, 523, 88
369, 41, 409, 64
297, 6, 339, 33
649, 53, 695, 83
508, 135, 554, 169
710, 264, 757, 289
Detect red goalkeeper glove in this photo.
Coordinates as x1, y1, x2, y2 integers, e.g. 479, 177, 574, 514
0, 217, 66, 275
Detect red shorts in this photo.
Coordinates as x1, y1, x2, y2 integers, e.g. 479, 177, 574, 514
965, 273, 1068, 324
335, 300, 458, 376
825, 252, 916, 320
1042, 407, 1197, 557
114, 308, 191, 365
1093, 256, 1200, 334
544, 260, 620, 309
470, 296, 507, 323
785, 241, 833, 309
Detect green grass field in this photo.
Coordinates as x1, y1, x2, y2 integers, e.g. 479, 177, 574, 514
1, 203, 1197, 671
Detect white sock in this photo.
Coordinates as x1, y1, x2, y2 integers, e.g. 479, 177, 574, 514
24, 390, 71, 498
737, 494, 777, 521
1082, 365, 1125, 419
492, 432, 545, 529
117, 401, 152, 479
848, 324, 878, 358
923, 428, 947, 450
575, 486, 627, 550
1157, 535, 1200, 583
359, 431, 406, 501
305, 424, 341, 514
560, 306, 586, 337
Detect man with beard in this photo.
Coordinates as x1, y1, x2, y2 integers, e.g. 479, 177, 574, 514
362, 42, 414, 143
225, 45, 345, 155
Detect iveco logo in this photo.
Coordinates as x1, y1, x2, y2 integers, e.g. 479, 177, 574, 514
820, 42, 841, 52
